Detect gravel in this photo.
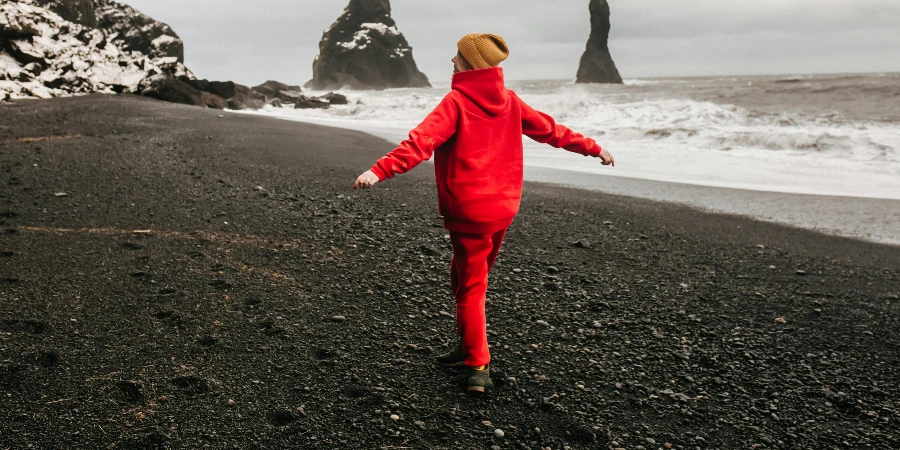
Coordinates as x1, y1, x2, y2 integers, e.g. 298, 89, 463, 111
0, 96, 898, 449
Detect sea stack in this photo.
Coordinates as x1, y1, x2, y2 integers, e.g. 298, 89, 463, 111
576, 0, 623, 84
308, 0, 430, 90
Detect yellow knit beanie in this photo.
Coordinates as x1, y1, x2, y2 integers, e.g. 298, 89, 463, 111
457, 33, 509, 70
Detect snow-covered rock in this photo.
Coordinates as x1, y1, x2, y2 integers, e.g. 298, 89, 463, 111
0, 0, 193, 101
308, 0, 430, 90
92, 0, 185, 62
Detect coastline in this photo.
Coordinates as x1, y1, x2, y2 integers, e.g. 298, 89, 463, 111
1, 95, 898, 449
234, 111, 900, 247
525, 166, 900, 247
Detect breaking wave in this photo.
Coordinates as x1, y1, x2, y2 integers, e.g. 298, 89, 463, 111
259, 81, 898, 163
240, 75, 900, 199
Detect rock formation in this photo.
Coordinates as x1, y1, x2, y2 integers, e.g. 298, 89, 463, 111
321, 92, 348, 105
251, 80, 303, 103
308, 0, 430, 90
140, 77, 225, 109
0, 0, 192, 100
576, 0, 622, 84
293, 92, 349, 109
92, 0, 185, 62
178, 79, 266, 110
32, 0, 96, 26
185, 79, 235, 99
294, 95, 330, 109
227, 84, 265, 110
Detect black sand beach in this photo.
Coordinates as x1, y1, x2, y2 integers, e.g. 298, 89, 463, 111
1, 95, 898, 449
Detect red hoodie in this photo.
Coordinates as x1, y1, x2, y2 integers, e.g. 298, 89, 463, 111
370, 67, 602, 234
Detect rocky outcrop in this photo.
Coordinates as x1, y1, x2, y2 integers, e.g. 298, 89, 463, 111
294, 95, 330, 109
93, 0, 185, 62
227, 84, 265, 110
180, 79, 265, 110
0, 0, 192, 100
139, 76, 225, 109
308, 0, 430, 90
185, 79, 234, 99
251, 80, 303, 103
576, 0, 622, 84
321, 92, 348, 105
32, 0, 96, 26
33, 0, 183, 62
292, 92, 350, 110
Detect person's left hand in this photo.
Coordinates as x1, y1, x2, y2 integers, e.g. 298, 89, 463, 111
598, 149, 615, 167
354, 170, 380, 189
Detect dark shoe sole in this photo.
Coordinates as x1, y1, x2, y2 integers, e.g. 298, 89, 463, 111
467, 385, 486, 393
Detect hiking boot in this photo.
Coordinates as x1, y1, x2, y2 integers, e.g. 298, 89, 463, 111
436, 345, 466, 367
467, 364, 493, 393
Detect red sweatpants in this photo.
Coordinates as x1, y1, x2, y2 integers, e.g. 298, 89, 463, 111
449, 227, 507, 367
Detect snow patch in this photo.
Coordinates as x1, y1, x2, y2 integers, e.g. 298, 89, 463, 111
0, 0, 192, 100
336, 22, 402, 51
151, 34, 177, 48
360, 22, 399, 35
392, 47, 410, 59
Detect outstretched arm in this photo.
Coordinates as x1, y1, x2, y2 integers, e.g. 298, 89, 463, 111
514, 92, 614, 166
354, 95, 460, 189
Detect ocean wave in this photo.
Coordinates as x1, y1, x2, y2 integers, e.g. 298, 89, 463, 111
622, 125, 894, 159
279, 80, 900, 163
711, 131, 891, 155
622, 79, 674, 86
773, 77, 806, 84
644, 128, 699, 139
240, 76, 900, 200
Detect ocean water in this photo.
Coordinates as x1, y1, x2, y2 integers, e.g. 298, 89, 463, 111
238, 73, 900, 200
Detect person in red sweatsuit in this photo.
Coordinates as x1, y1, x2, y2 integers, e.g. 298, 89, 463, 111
354, 33, 614, 393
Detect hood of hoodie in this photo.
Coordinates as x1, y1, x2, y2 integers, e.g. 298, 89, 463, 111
451, 67, 510, 118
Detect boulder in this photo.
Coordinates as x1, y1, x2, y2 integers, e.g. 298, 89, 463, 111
251, 80, 303, 103
185, 79, 265, 110
227, 84, 266, 110
265, 97, 283, 108
294, 95, 330, 109
186, 79, 235, 99
308, 0, 430, 90
139, 76, 226, 109
322, 92, 349, 105
575, 0, 623, 84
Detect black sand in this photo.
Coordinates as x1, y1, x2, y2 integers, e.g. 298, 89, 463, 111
1, 95, 898, 449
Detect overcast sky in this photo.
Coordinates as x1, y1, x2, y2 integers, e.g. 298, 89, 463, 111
126, 0, 900, 87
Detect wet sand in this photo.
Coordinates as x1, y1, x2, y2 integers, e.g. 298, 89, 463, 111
525, 166, 900, 246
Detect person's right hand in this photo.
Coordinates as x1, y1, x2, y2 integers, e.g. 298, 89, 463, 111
598, 149, 615, 167
354, 170, 380, 189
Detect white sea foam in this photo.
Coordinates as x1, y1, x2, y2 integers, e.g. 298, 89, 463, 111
236, 78, 900, 200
